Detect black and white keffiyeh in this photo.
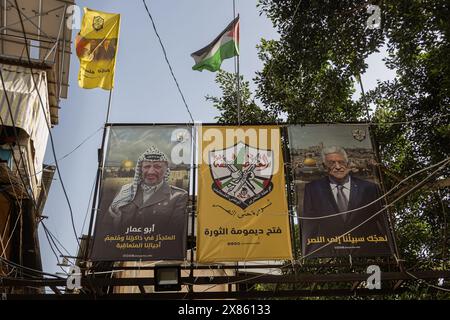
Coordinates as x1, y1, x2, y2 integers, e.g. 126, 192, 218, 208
110, 146, 170, 212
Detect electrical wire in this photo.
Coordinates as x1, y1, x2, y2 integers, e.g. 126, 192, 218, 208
0, 54, 70, 281
0, 256, 63, 279
12, 0, 80, 247
26, 126, 103, 179
41, 222, 72, 258
194, 157, 449, 222
404, 270, 450, 293
355, 113, 450, 126
0, 70, 39, 209
13, 138, 444, 290
74, 158, 449, 281
2, 2, 448, 295
0, 165, 23, 257
296, 156, 450, 220
81, 175, 97, 236
0, 112, 71, 280
42, 226, 62, 261
278, 113, 450, 126
41, 226, 69, 276
141, 0, 195, 123
0, 111, 43, 271
1, 3, 80, 280
300, 158, 450, 259
181, 158, 450, 293
0, 205, 22, 259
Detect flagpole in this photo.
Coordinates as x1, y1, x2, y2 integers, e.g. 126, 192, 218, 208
105, 89, 114, 124
237, 48, 241, 126
233, 0, 241, 125
84, 88, 113, 264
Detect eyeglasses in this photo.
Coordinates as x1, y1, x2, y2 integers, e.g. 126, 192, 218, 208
325, 160, 348, 168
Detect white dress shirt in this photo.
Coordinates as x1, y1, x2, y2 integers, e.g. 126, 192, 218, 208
329, 176, 351, 204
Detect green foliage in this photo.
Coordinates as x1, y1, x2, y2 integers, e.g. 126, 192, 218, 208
206, 70, 276, 124
257, 0, 449, 299
207, 0, 449, 299
255, 0, 382, 122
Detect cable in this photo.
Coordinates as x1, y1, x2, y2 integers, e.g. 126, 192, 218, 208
0, 205, 22, 258
0, 70, 39, 209
73, 148, 449, 286
0, 42, 73, 282
302, 113, 450, 126
0, 107, 73, 276
300, 158, 450, 259
296, 156, 450, 220
41, 226, 69, 276
0, 112, 42, 271
0, 165, 23, 257
26, 126, 103, 179
41, 222, 72, 259
141, 0, 195, 123
12, 0, 80, 247
181, 158, 450, 292
0, 256, 63, 279
404, 270, 450, 293
79, 173, 98, 253
196, 156, 450, 224
194, 262, 292, 293
42, 226, 62, 260
79, 157, 448, 278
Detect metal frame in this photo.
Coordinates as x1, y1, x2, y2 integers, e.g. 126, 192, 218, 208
64, 122, 447, 299
1, 270, 449, 298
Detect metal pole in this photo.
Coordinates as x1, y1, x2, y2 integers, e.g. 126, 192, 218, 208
237, 48, 241, 126
233, 0, 241, 125
282, 126, 298, 261
105, 89, 114, 124
83, 90, 113, 264
189, 125, 197, 293
358, 74, 371, 123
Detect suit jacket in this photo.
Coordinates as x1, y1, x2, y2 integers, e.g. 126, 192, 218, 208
302, 175, 392, 257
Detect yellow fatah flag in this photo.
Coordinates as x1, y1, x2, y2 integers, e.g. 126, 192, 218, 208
76, 8, 120, 90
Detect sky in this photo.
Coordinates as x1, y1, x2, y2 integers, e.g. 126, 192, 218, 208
288, 124, 373, 150
39, 0, 395, 276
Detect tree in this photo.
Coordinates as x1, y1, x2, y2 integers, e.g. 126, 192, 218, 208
255, 0, 385, 122
254, 0, 449, 298
206, 70, 276, 124
207, 0, 449, 298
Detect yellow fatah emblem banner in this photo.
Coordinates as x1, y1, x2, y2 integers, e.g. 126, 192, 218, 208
196, 126, 293, 262
76, 8, 120, 90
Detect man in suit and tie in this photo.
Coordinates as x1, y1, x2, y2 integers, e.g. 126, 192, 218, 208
301, 146, 392, 258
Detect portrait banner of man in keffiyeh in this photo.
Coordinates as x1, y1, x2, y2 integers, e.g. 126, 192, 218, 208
91, 125, 191, 261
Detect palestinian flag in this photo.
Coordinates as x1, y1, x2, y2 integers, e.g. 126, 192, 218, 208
191, 16, 240, 72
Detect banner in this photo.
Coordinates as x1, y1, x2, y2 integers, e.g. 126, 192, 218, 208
91, 125, 191, 261
287, 124, 394, 258
197, 126, 293, 262
76, 8, 120, 90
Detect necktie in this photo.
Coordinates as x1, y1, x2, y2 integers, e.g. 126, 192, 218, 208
336, 184, 348, 213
